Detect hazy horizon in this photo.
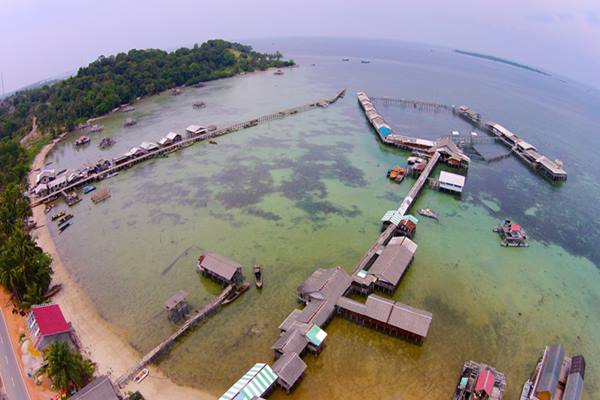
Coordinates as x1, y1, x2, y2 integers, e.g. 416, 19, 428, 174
1, 0, 599, 93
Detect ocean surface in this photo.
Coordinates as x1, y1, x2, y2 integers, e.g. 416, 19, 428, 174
44, 38, 600, 399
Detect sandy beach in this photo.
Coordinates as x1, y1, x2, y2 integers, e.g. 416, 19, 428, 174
28, 140, 214, 400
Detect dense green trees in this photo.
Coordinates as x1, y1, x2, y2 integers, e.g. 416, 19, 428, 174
40, 341, 96, 391
0, 39, 293, 141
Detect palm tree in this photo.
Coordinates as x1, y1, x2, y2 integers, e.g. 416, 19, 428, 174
21, 282, 46, 310
41, 342, 95, 391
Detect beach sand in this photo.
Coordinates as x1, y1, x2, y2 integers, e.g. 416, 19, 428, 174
28, 140, 214, 400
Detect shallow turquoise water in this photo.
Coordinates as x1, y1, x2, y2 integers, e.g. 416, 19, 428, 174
45, 39, 600, 399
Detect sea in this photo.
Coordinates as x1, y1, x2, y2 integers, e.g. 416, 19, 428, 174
44, 38, 600, 399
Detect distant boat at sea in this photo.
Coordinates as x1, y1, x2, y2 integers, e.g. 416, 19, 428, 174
361, 60, 371, 64
342, 58, 350, 62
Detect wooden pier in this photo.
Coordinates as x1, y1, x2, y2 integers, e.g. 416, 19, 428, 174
116, 285, 234, 387
372, 97, 453, 113
31, 89, 346, 207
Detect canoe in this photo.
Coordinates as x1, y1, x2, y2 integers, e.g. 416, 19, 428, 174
223, 283, 250, 305
418, 208, 439, 220
58, 221, 71, 233
134, 368, 149, 384
254, 265, 263, 289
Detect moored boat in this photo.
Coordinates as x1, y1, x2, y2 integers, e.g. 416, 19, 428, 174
82, 185, 96, 194
134, 368, 149, 384
58, 221, 71, 233
387, 166, 406, 183
493, 219, 528, 247
361, 60, 371, 64
273, 69, 284, 75
43, 284, 62, 300
254, 265, 263, 288
209, 140, 218, 145
57, 214, 73, 225
223, 283, 250, 305
75, 135, 90, 146
418, 208, 439, 220
342, 58, 350, 61
51, 211, 65, 221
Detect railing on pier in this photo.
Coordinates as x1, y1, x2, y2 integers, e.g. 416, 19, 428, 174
372, 97, 453, 112
116, 285, 234, 387
31, 89, 346, 207
352, 151, 441, 275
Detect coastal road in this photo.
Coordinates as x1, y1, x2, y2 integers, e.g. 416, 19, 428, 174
0, 311, 31, 400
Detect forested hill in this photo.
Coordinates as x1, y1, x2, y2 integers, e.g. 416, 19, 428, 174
0, 39, 293, 142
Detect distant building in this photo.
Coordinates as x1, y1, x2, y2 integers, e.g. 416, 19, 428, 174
139, 141, 159, 152
70, 375, 121, 400
529, 343, 586, 400
272, 352, 307, 393
164, 290, 189, 322
219, 363, 278, 400
26, 304, 73, 351
186, 125, 207, 136
35, 169, 56, 185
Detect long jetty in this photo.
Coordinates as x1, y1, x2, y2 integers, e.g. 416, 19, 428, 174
31, 89, 346, 207
372, 97, 453, 112
116, 284, 234, 387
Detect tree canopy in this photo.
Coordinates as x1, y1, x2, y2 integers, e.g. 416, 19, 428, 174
40, 341, 96, 391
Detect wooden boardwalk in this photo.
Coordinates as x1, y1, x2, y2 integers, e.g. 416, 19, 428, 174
352, 151, 440, 275
372, 97, 453, 112
116, 285, 234, 387
31, 89, 346, 207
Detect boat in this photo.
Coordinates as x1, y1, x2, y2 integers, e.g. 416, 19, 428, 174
386, 166, 405, 183
57, 214, 73, 225
123, 117, 137, 127
44, 204, 54, 214
58, 221, 71, 234
122, 105, 135, 112
254, 265, 263, 289
209, 140, 218, 145
134, 368, 149, 384
51, 211, 65, 221
273, 69, 284, 75
453, 361, 506, 400
43, 284, 62, 300
418, 208, 439, 220
193, 101, 206, 109
342, 58, 350, 61
82, 185, 96, 194
98, 137, 116, 149
75, 135, 90, 146
493, 219, 528, 247
89, 124, 104, 133
223, 283, 250, 305
361, 60, 371, 64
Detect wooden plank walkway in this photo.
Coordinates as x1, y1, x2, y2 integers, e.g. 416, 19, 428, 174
372, 97, 453, 112
116, 285, 234, 387
31, 89, 346, 207
352, 151, 440, 275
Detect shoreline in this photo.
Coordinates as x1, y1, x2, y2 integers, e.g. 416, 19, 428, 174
28, 141, 214, 399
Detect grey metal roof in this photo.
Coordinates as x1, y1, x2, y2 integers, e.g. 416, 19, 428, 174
272, 329, 308, 355
369, 237, 417, 287
536, 343, 565, 397
70, 376, 120, 400
563, 372, 584, 400
198, 253, 242, 281
336, 296, 367, 314
365, 295, 394, 321
272, 352, 307, 388
297, 267, 351, 302
278, 309, 303, 332
164, 290, 188, 311
387, 301, 433, 338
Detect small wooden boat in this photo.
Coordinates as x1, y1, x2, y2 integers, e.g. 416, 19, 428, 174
44, 284, 62, 299
254, 265, 263, 289
209, 140, 218, 145
223, 283, 250, 305
361, 60, 371, 64
192, 101, 206, 109
89, 124, 104, 133
273, 69, 284, 75
58, 221, 71, 233
57, 214, 73, 225
75, 136, 90, 146
105, 172, 119, 179
418, 208, 439, 220
51, 211, 65, 221
341, 58, 350, 61
82, 185, 96, 194
134, 368, 149, 384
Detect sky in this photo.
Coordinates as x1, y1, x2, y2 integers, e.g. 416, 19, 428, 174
1, 0, 599, 93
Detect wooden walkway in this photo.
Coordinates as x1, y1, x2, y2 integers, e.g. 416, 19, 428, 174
116, 285, 234, 387
372, 97, 453, 112
31, 89, 346, 207
352, 151, 440, 275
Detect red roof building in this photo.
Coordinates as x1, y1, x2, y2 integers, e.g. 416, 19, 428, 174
475, 369, 495, 395
26, 304, 73, 350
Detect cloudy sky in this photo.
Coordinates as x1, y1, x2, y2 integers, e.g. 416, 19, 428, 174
1, 0, 599, 93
